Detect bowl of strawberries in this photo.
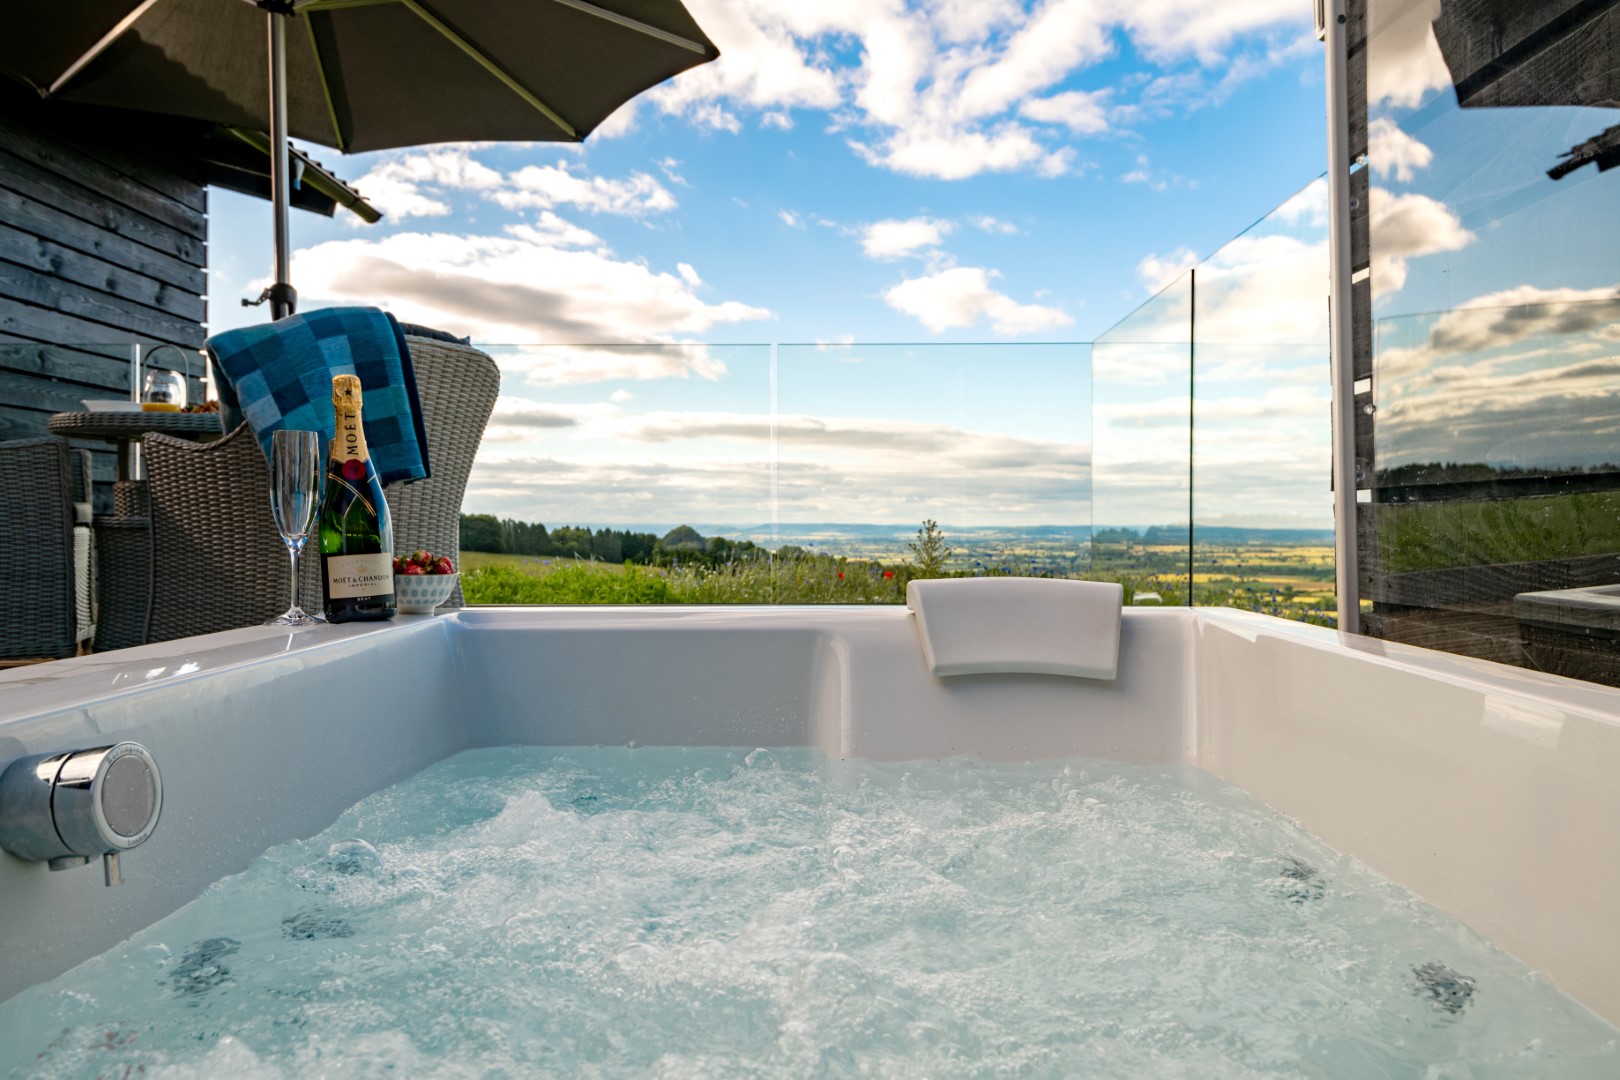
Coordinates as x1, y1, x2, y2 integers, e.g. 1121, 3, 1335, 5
393, 550, 457, 613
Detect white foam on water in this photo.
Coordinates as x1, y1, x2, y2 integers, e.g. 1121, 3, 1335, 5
1, 747, 1615, 1078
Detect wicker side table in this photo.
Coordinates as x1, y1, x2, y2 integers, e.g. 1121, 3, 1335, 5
49, 411, 223, 651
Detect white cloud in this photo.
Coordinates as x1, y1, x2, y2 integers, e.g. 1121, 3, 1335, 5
491, 163, 676, 216
853, 124, 1075, 180
652, 0, 1309, 181
1366, 283, 1620, 471
1019, 89, 1112, 134
590, 100, 639, 139
467, 404, 1091, 527
970, 214, 1019, 234
883, 266, 1072, 334
761, 110, 794, 130
927, 0, 1022, 44
350, 149, 503, 222
677, 262, 703, 288
351, 172, 450, 222
1137, 247, 1199, 292
1365, 0, 1450, 109
503, 212, 604, 250
290, 231, 771, 363
690, 102, 743, 132
778, 209, 804, 228
650, 2, 843, 118
955, 2, 1114, 120
1367, 117, 1433, 183
655, 157, 688, 186
1273, 176, 1328, 228
859, 216, 955, 260
1367, 187, 1473, 297
1121, 0, 1308, 65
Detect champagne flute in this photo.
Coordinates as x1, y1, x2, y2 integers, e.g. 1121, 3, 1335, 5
266, 429, 325, 625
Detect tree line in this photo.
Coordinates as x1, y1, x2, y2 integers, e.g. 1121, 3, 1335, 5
459, 515, 770, 568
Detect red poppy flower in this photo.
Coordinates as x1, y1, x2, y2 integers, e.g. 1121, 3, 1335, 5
883, 570, 894, 579
837, 572, 844, 580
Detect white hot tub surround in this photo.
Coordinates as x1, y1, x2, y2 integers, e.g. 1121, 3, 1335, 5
1, 606, 1617, 1026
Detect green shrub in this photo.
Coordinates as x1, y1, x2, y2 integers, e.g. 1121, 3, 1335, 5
462, 564, 683, 605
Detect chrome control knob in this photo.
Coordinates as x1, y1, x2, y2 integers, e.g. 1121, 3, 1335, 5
0, 743, 162, 885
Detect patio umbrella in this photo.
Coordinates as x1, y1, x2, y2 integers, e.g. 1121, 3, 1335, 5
0, 0, 718, 318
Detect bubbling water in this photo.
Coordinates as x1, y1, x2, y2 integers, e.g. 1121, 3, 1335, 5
1, 746, 1614, 1078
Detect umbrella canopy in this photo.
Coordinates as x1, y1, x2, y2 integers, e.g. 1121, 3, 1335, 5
0, 0, 718, 315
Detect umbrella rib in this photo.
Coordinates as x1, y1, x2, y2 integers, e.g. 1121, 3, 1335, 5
398, 0, 578, 138
302, 13, 348, 150
544, 0, 712, 56
45, 0, 167, 97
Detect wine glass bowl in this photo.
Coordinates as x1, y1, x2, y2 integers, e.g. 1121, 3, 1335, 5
266, 430, 324, 626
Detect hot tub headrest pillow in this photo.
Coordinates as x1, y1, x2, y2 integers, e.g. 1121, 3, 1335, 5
906, 577, 1124, 679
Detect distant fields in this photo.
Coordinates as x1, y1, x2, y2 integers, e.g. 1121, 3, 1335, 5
460, 538, 1339, 625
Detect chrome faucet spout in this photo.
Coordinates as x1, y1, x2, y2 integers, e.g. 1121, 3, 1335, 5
0, 743, 162, 886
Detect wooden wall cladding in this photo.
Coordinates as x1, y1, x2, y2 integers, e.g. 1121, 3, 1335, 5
0, 87, 209, 508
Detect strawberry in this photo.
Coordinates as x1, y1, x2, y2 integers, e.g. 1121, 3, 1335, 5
411, 549, 432, 567
393, 557, 407, 574
433, 556, 455, 576
401, 562, 425, 576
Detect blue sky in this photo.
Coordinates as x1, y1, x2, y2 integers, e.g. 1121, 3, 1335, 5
206, 0, 1331, 530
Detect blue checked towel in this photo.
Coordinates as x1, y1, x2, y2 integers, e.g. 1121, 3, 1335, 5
205, 307, 431, 485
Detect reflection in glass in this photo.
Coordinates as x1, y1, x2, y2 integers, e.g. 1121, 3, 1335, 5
1356, 0, 1620, 682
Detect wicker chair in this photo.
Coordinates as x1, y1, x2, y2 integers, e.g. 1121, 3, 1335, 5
141, 336, 500, 642
381, 336, 501, 609
0, 436, 95, 663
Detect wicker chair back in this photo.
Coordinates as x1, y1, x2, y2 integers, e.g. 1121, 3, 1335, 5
141, 337, 500, 643
0, 436, 80, 662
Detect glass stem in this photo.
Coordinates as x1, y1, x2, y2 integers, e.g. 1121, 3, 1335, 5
288, 544, 301, 614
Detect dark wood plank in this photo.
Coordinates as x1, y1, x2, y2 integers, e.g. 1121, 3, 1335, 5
0, 186, 204, 294
1362, 606, 1533, 668
1, 94, 209, 214
1349, 167, 1369, 273
0, 112, 206, 240
0, 147, 204, 265
1351, 275, 1371, 379
0, 400, 55, 441
0, 366, 116, 416
1368, 552, 1620, 608
0, 221, 205, 324
0, 300, 201, 352
0, 260, 203, 346
0, 340, 135, 393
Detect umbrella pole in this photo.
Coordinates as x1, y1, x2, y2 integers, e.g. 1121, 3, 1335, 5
267, 9, 297, 320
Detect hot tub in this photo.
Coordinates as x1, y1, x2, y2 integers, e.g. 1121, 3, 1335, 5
1, 606, 1616, 1061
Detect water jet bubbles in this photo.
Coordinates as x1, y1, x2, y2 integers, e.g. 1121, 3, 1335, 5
744, 748, 779, 770
326, 839, 384, 876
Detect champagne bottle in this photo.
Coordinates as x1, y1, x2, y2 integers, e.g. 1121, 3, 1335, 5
319, 375, 396, 622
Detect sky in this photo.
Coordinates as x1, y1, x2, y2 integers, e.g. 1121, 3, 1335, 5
205, 0, 1336, 532
1354, 0, 1620, 481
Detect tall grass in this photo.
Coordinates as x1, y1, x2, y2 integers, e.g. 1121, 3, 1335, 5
463, 563, 683, 604
462, 556, 1205, 609
463, 558, 916, 605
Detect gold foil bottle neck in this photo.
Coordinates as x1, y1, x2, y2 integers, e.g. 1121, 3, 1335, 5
332, 374, 362, 411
